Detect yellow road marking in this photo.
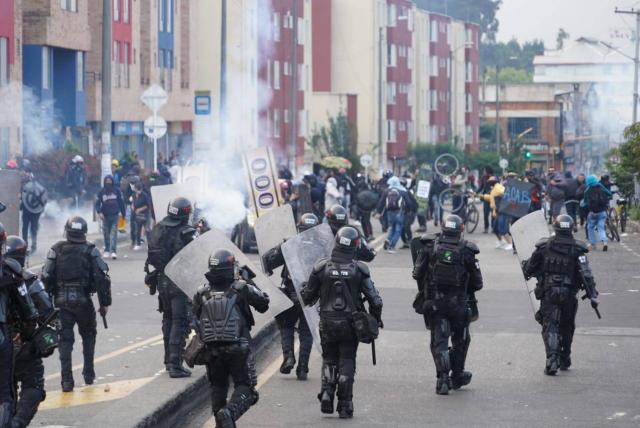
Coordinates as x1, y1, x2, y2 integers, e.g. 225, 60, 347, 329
45, 334, 164, 381
39, 377, 155, 410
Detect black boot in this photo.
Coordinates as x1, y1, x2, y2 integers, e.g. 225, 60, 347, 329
296, 363, 308, 381
559, 355, 572, 371
337, 401, 354, 419
214, 408, 236, 428
451, 371, 472, 389
61, 379, 74, 393
436, 374, 452, 395
337, 376, 354, 419
545, 355, 560, 376
318, 364, 337, 414
169, 364, 192, 378
279, 352, 296, 374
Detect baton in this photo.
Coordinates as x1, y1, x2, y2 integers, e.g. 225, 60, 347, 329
581, 295, 602, 319
371, 340, 376, 366
101, 313, 108, 329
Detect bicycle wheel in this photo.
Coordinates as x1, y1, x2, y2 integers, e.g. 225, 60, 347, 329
434, 154, 459, 177
465, 203, 480, 234
605, 220, 620, 242
439, 188, 464, 213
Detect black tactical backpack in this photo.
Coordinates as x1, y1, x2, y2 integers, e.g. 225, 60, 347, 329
147, 224, 175, 270
430, 240, 466, 290
200, 291, 243, 343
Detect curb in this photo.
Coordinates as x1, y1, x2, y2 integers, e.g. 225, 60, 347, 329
133, 319, 279, 428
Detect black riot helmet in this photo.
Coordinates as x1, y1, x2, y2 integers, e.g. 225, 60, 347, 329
167, 197, 192, 224
5, 235, 27, 267
553, 214, 574, 236
326, 204, 348, 234
332, 226, 360, 262
207, 249, 238, 283
65, 216, 88, 243
297, 213, 320, 232
442, 214, 464, 239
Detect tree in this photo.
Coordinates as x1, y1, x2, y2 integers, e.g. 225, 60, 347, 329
480, 38, 545, 74
414, 0, 502, 42
607, 123, 640, 196
485, 66, 532, 84
308, 112, 358, 167
556, 28, 570, 50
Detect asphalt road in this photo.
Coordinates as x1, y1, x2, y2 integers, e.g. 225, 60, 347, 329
188, 225, 640, 428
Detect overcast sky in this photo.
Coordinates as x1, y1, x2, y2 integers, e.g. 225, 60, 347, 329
497, 0, 640, 48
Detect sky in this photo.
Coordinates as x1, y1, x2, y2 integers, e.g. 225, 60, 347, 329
497, 0, 640, 48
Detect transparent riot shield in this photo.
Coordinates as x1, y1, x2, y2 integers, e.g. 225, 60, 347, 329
150, 183, 196, 222
254, 204, 297, 258
281, 224, 335, 353
164, 228, 293, 331
0, 170, 21, 234
511, 210, 551, 314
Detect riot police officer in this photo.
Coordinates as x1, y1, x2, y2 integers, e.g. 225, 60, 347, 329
302, 226, 383, 419
262, 213, 319, 380
0, 224, 38, 427
523, 214, 599, 375
41, 216, 111, 392
411, 215, 483, 395
146, 197, 196, 378
192, 250, 269, 428
6, 236, 56, 428
325, 204, 376, 262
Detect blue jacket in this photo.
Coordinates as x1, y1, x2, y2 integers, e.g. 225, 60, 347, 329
95, 176, 126, 217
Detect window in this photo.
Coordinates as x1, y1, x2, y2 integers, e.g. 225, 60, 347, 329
298, 18, 305, 45
465, 62, 473, 82
42, 47, 50, 90
407, 9, 414, 31
430, 125, 438, 142
398, 121, 406, 132
159, 0, 165, 31
507, 117, 539, 139
165, 50, 172, 90
273, 110, 280, 138
465, 28, 473, 45
0, 38, 8, 87
446, 23, 452, 45
114, 0, 119, 21
76, 51, 84, 91
386, 82, 396, 104
284, 62, 291, 76
61, 0, 77, 12
299, 64, 307, 90
387, 120, 396, 143
273, 13, 280, 41
407, 47, 414, 70
124, 0, 129, 23
284, 13, 293, 29
387, 3, 396, 27
167, 0, 173, 33
430, 56, 438, 76
387, 44, 397, 67
446, 57, 451, 78
408, 121, 415, 141
429, 90, 437, 111
284, 109, 290, 124
299, 110, 308, 137
124, 42, 130, 88
273, 61, 280, 89
430, 21, 438, 42
113, 41, 120, 88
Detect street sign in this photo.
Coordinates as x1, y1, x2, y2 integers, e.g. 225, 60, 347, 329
360, 154, 373, 168
195, 94, 211, 115
140, 85, 168, 114
144, 115, 167, 140
499, 158, 509, 170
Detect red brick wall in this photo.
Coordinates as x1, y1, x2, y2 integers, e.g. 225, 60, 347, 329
0, 0, 15, 63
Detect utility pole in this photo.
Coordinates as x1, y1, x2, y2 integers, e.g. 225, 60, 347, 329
220, 0, 227, 149
615, 7, 640, 124
495, 65, 500, 155
100, 0, 112, 181
289, 0, 299, 171
378, 26, 384, 173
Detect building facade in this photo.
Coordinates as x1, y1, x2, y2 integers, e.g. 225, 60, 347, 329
0, 0, 22, 164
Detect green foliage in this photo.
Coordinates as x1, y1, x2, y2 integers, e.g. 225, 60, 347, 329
480, 38, 545, 74
407, 142, 501, 175
605, 123, 640, 197
485, 66, 532, 84
308, 113, 359, 170
29, 149, 101, 197
414, 0, 502, 41
629, 206, 640, 221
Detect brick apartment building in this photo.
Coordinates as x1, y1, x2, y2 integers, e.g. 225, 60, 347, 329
0, 0, 22, 164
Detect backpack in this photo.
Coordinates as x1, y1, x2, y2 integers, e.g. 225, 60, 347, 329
147, 223, 175, 270
587, 186, 608, 213
200, 290, 243, 343
385, 188, 404, 211
430, 240, 466, 290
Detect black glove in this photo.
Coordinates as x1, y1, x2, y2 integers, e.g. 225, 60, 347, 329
590, 298, 599, 310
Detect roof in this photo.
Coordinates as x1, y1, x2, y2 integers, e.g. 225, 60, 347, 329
534, 37, 634, 66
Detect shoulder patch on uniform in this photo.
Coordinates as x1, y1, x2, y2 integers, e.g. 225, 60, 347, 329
464, 241, 480, 254
356, 261, 371, 277
313, 258, 329, 273
535, 237, 550, 248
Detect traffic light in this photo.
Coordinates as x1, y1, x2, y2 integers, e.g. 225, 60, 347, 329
524, 150, 532, 160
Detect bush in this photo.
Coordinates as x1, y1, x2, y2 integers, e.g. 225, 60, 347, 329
29, 149, 101, 199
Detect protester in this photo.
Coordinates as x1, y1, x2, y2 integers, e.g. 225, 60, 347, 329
95, 175, 126, 259
324, 176, 343, 211
576, 173, 587, 230
479, 176, 513, 251
582, 174, 612, 251
131, 183, 152, 251
378, 176, 412, 254
563, 171, 579, 229
479, 166, 494, 233
65, 155, 87, 208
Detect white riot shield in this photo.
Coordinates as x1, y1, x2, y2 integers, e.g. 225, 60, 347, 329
150, 183, 196, 222
281, 224, 335, 353
511, 210, 551, 314
254, 204, 297, 258
0, 170, 21, 234
164, 228, 293, 331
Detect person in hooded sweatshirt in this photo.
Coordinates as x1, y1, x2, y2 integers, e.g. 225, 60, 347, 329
95, 175, 126, 259
581, 175, 612, 251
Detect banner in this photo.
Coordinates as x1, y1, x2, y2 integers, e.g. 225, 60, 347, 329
242, 147, 284, 218
498, 179, 534, 219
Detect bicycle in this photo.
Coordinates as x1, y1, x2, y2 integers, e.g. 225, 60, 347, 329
605, 208, 620, 242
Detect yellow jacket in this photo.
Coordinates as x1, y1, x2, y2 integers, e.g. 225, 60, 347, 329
480, 182, 505, 217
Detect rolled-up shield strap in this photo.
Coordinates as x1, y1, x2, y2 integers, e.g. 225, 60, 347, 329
164, 228, 293, 329
281, 224, 335, 353
511, 209, 550, 314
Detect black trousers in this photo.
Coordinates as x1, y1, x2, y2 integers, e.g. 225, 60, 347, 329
21, 211, 41, 252
482, 201, 491, 231
159, 288, 189, 367
425, 296, 470, 377
320, 326, 358, 402
540, 296, 578, 360
13, 347, 45, 428
206, 342, 254, 422
359, 210, 373, 239
0, 324, 13, 406
276, 301, 312, 370
58, 301, 97, 384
